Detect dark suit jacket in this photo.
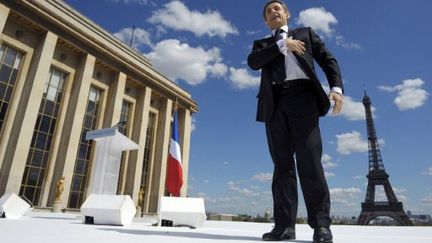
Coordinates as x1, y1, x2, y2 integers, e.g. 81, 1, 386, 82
247, 27, 343, 122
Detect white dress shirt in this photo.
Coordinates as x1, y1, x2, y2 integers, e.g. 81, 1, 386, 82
273, 25, 342, 95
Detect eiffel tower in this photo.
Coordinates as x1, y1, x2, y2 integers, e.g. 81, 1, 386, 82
357, 92, 414, 226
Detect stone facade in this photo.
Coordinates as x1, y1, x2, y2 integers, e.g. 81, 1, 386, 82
0, 0, 197, 213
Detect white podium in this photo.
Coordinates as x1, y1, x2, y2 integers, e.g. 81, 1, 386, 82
85, 127, 139, 194
0, 193, 32, 219
80, 194, 136, 226
81, 127, 138, 225
158, 196, 207, 228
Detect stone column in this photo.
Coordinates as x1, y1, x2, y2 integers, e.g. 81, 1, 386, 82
0, 3, 9, 35
103, 72, 126, 127
0, 7, 33, 184
178, 107, 192, 197
0, 31, 58, 196
148, 98, 172, 213
48, 54, 95, 207
125, 87, 151, 203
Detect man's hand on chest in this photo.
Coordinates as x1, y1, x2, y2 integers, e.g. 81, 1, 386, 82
284, 37, 306, 55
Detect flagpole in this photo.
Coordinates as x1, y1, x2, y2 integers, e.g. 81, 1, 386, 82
170, 98, 176, 198
172, 97, 178, 116
129, 25, 135, 47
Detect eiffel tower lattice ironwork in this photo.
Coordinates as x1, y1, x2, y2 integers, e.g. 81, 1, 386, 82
357, 92, 414, 226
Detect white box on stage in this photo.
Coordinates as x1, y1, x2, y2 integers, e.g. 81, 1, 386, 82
158, 196, 207, 228
80, 194, 136, 226
0, 193, 32, 219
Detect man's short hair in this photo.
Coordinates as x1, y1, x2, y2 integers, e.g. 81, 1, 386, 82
263, 0, 289, 20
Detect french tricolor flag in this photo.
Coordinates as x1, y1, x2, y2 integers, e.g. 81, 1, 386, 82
166, 112, 183, 197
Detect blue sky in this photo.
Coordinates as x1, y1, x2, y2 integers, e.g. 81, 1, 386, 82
64, 0, 432, 217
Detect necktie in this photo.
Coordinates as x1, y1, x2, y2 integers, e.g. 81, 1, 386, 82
272, 28, 286, 84
275, 28, 284, 40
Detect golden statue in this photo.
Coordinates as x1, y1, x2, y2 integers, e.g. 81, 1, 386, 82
138, 188, 145, 207
55, 177, 65, 201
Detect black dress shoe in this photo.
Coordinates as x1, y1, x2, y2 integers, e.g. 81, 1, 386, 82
313, 227, 333, 243
262, 226, 296, 241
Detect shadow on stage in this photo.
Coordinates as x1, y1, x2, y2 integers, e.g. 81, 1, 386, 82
33, 216, 78, 221
99, 228, 311, 242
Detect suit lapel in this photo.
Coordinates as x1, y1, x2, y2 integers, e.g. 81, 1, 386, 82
258, 36, 273, 48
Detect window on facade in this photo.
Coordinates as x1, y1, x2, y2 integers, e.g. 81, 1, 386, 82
68, 86, 102, 208
0, 44, 22, 136
118, 100, 131, 135
117, 100, 132, 194
19, 67, 67, 205
139, 112, 157, 209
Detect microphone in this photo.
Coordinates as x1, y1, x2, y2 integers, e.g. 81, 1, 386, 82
112, 120, 127, 129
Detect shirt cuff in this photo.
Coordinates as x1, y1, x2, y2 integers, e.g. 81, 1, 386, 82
331, 87, 343, 95
276, 39, 287, 56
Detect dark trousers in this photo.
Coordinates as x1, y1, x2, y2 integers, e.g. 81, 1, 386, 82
265, 84, 331, 228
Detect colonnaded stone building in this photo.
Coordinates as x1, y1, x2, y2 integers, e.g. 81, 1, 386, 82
0, 0, 197, 214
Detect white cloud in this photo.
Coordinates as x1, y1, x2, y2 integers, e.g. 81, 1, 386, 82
227, 181, 259, 197
148, 1, 238, 38
191, 117, 196, 131
196, 192, 206, 198
373, 186, 387, 201
197, 180, 273, 215
195, 192, 217, 204
296, 7, 362, 51
393, 187, 407, 194
327, 187, 362, 216
340, 96, 376, 121
330, 187, 361, 205
339, 96, 365, 121
251, 173, 273, 182
228, 67, 260, 89
321, 154, 337, 179
422, 166, 432, 176
422, 195, 432, 204
335, 35, 362, 50
321, 154, 337, 180
393, 187, 408, 202
325, 171, 336, 178
146, 39, 227, 85
323, 162, 338, 169
114, 27, 153, 49
353, 175, 364, 180
336, 130, 368, 155
246, 30, 262, 36
321, 153, 338, 169
322, 153, 331, 162
378, 78, 429, 111
375, 187, 408, 202
108, 0, 150, 5
200, 192, 273, 215
336, 130, 386, 155
296, 7, 337, 37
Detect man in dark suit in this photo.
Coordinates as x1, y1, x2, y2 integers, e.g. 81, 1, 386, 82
247, 1, 343, 242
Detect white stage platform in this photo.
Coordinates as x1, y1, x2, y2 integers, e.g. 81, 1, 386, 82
0, 212, 431, 243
